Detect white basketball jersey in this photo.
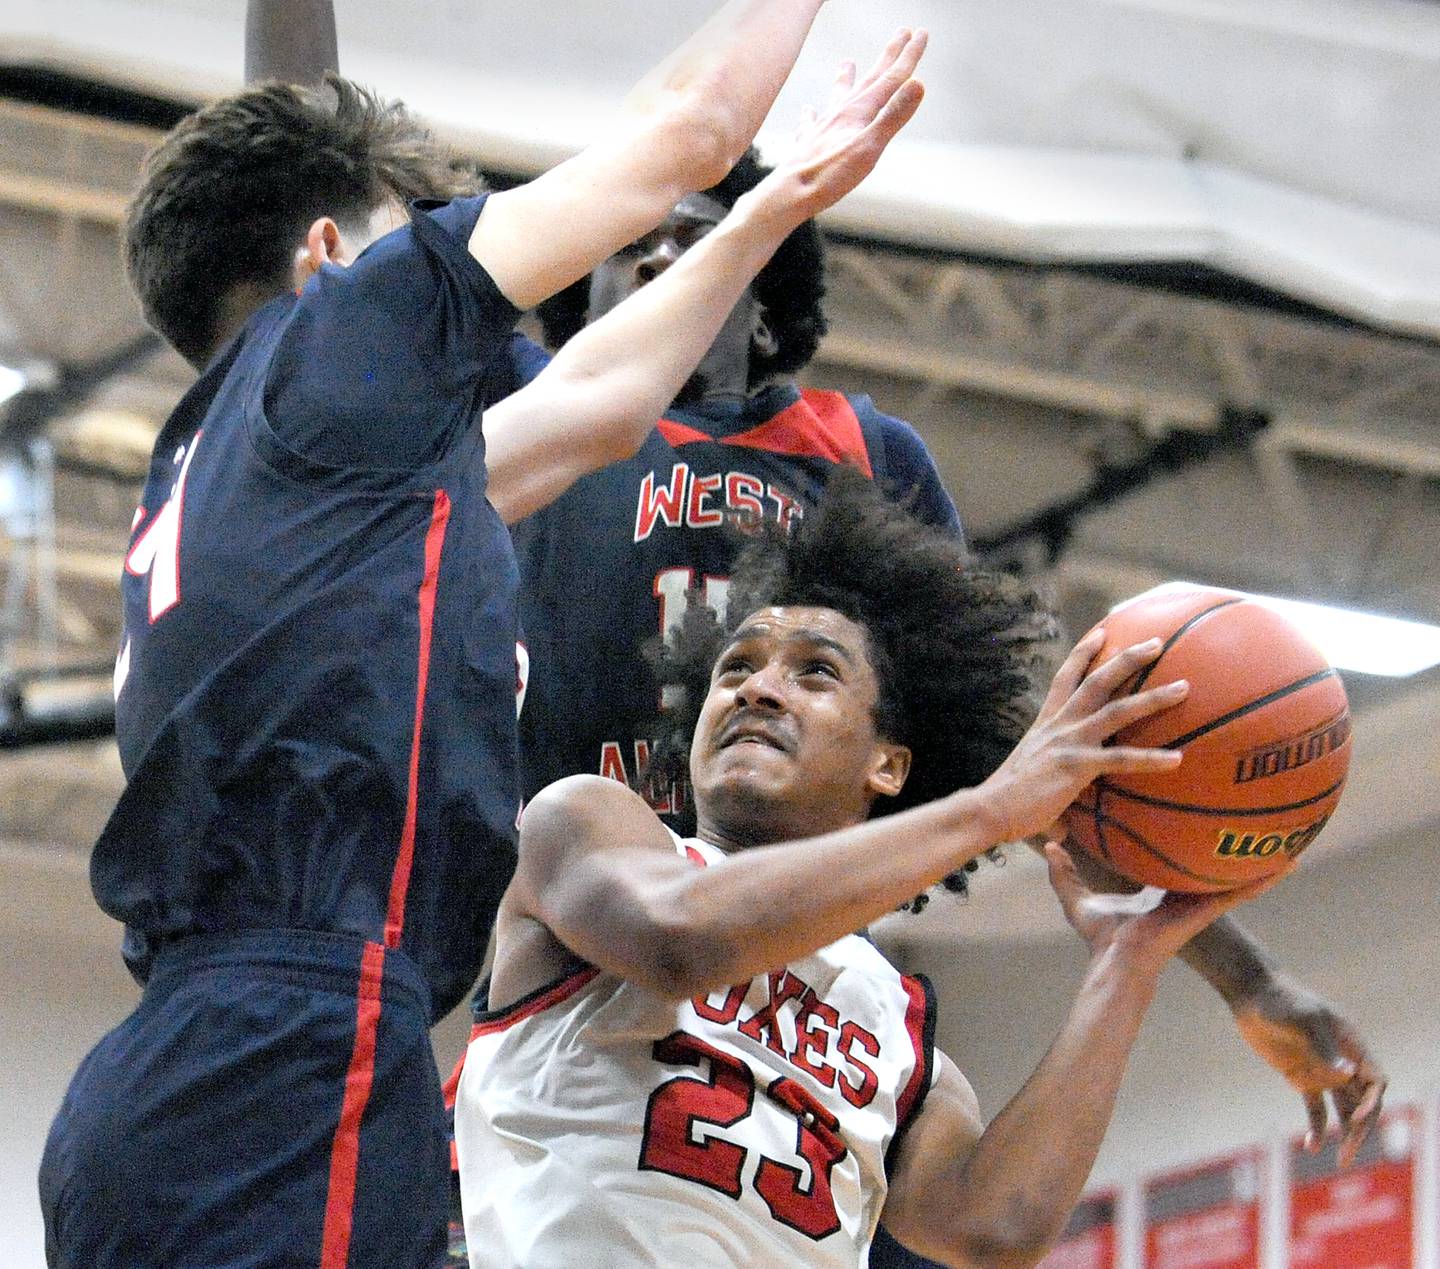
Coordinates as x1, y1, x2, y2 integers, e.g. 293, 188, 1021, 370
455, 838, 935, 1268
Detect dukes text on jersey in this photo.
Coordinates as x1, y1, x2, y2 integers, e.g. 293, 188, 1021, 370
690, 969, 884, 1109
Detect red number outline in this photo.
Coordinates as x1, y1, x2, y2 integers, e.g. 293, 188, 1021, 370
638, 1031, 850, 1240
639, 1031, 752, 1199
754, 1075, 847, 1240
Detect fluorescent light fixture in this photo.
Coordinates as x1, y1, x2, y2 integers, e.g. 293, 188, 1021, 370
0, 364, 25, 407
1120, 582, 1440, 678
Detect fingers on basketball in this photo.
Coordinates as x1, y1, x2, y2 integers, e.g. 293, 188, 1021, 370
1063, 588, 1351, 894
1041, 626, 1108, 717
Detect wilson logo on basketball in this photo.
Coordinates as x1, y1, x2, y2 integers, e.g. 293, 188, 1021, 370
1214, 815, 1331, 862
1232, 712, 1351, 785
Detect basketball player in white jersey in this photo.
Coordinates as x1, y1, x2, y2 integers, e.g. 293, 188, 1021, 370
455, 471, 1294, 1267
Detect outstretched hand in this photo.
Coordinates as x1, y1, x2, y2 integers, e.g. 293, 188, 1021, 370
749, 28, 928, 225
1232, 976, 1386, 1166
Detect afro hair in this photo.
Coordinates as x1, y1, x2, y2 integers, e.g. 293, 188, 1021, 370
647, 467, 1061, 904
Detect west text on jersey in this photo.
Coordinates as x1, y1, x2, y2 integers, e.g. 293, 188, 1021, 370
634, 464, 806, 542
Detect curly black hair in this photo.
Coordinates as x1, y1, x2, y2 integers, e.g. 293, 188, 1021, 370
125, 75, 481, 367
535, 147, 828, 388
648, 467, 1061, 905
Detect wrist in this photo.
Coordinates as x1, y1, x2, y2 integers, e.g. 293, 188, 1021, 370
1086, 938, 1167, 1000
730, 184, 806, 243
941, 785, 1015, 865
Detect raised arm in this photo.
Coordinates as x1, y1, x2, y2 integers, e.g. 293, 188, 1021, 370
500, 632, 1192, 1000
1178, 916, 1385, 1164
245, 0, 338, 85
1059, 843, 1386, 1165
483, 29, 928, 524
880, 849, 1281, 1269
470, 0, 831, 310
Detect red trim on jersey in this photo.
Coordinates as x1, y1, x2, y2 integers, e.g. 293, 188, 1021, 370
443, 1023, 485, 1173
893, 974, 935, 1133
722, 391, 873, 477
384, 489, 452, 947
471, 966, 600, 1037
658, 391, 873, 478
319, 940, 386, 1269
442, 1025, 482, 1113
656, 417, 714, 448
683, 844, 708, 867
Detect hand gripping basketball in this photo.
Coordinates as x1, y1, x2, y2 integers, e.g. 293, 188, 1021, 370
1062, 587, 1350, 891
976, 627, 1188, 846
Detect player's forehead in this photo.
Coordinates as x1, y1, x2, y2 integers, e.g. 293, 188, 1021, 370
722, 605, 871, 666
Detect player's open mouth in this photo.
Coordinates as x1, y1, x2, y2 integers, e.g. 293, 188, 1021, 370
719, 722, 789, 752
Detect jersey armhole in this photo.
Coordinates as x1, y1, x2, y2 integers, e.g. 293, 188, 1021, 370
885, 972, 938, 1176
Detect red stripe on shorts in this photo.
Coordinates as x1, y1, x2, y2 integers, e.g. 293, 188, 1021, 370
320, 940, 386, 1268
384, 489, 452, 947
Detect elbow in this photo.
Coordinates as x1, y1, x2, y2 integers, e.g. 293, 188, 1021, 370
945, 1210, 1067, 1269
655, 93, 748, 193
591, 413, 651, 468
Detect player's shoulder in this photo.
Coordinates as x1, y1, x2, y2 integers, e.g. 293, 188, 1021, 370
520, 775, 660, 852
526, 772, 642, 818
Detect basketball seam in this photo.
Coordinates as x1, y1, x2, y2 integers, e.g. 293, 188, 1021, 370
1128, 598, 1245, 695
1098, 779, 1345, 819
1088, 783, 1112, 863
1158, 668, 1338, 750
1085, 804, 1232, 888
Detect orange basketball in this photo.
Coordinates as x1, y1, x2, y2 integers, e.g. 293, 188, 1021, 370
1062, 585, 1352, 892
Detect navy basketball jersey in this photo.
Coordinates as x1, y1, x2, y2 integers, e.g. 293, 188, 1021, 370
96, 196, 523, 1019
510, 379, 961, 816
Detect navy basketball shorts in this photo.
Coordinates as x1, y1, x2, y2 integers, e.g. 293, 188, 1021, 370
39, 930, 447, 1268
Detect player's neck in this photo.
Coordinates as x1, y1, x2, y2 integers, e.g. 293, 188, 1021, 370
693, 806, 811, 856
672, 372, 790, 413
200, 282, 287, 370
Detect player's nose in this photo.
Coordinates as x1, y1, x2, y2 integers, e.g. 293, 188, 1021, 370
635, 239, 683, 285
733, 663, 785, 711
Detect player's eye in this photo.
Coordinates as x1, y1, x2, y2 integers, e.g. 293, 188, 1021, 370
802, 661, 839, 680
717, 656, 752, 679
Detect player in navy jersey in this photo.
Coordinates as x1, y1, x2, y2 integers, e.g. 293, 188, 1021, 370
513, 146, 960, 822
39, 7, 931, 1265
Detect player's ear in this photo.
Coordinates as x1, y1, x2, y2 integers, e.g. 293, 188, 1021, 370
751, 311, 778, 359
293, 216, 345, 288
867, 742, 911, 800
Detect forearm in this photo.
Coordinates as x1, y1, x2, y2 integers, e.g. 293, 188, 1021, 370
485, 191, 795, 523
913, 952, 1160, 1266
539, 784, 1011, 997
245, 0, 338, 85
1178, 914, 1279, 1007
470, 0, 826, 308
623, 0, 830, 181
